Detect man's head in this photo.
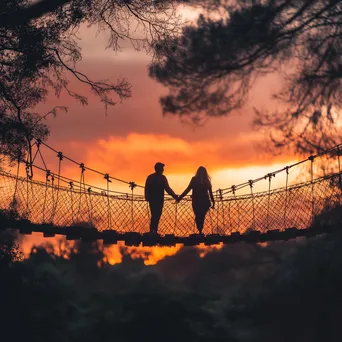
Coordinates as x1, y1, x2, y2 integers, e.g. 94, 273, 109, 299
154, 162, 165, 174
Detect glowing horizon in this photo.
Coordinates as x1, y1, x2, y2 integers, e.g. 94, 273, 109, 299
10, 20, 304, 264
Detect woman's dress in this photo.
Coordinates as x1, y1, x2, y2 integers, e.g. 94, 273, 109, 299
189, 177, 211, 215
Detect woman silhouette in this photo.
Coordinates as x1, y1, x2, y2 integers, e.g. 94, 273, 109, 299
178, 166, 215, 234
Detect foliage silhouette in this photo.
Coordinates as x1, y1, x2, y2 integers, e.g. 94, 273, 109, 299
1, 204, 342, 341
0, 0, 181, 164
150, 0, 342, 153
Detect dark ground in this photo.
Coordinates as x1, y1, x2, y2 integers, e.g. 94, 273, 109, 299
1, 204, 342, 342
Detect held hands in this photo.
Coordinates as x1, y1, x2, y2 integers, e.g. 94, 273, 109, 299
175, 195, 182, 203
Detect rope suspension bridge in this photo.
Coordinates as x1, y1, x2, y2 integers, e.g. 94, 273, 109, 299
0, 141, 341, 246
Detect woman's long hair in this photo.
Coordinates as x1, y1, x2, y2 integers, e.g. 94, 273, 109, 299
194, 166, 211, 186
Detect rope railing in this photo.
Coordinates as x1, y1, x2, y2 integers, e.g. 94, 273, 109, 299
0, 168, 341, 236
218, 143, 342, 196
19, 139, 342, 202
1, 141, 341, 238
29, 163, 143, 198
35, 139, 144, 188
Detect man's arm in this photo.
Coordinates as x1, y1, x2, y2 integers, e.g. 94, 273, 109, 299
144, 176, 150, 201
164, 176, 178, 200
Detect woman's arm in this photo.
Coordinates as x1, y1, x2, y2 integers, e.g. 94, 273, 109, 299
209, 184, 215, 209
178, 179, 193, 201
164, 177, 178, 201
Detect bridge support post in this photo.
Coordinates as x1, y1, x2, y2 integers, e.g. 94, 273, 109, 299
25, 162, 31, 219
104, 174, 112, 230
284, 167, 289, 229
309, 155, 315, 225
50, 152, 63, 224
42, 169, 51, 223
69, 182, 74, 224
232, 185, 239, 232
129, 182, 137, 232
266, 173, 275, 230
338, 147, 342, 204
249, 180, 255, 231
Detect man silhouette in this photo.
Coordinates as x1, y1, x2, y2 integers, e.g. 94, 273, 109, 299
145, 162, 178, 233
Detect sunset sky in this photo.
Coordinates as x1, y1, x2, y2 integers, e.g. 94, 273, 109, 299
3, 6, 341, 340
11, 8, 313, 262
25, 21, 299, 197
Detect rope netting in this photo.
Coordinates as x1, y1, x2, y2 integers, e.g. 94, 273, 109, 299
0, 140, 341, 237
0, 169, 340, 236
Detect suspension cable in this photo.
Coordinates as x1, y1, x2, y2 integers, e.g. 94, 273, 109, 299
220, 143, 342, 194
17, 139, 342, 204
29, 163, 135, 197
37, 139, 144, 188
10, 137, 342, 199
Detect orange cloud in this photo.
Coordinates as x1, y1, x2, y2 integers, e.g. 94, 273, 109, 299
22, 132, 298, 196
56, 132, 296, 189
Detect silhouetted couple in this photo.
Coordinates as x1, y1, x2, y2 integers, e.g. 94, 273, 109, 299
145, 162, 215, 234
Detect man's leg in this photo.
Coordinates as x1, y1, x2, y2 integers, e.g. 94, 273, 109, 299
149, 201, 163, 233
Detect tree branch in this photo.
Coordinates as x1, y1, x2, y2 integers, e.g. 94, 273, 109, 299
0, 0, 70, 27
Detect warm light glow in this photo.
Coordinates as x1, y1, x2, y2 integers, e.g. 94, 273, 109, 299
104, 243, 123, 265
10, 17, 308, 265
196, 243, 223, 258
20, 234, 223, 266
19, 234, 75, 259
121, 244, 182, 266
22, 133, 300, 196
